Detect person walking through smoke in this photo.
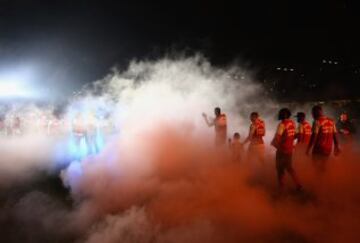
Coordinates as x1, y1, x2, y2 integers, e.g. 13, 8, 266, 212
295, 112, 312, 146
294, 112, 312, 157
8, 116, 22, 136
271, 108, 302, 191
202, 107, 227, 146
306, 105, 340, 173
243, 112, 266, 164
228, 132, 244, 163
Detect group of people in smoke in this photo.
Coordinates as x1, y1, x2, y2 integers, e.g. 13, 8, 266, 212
0, 116, 25, 136
0, 114, 63, 137
0, 110, 111, 137
0, 108, 112, 160
203, 105, 356, 191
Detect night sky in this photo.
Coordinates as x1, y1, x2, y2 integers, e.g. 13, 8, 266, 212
1, 0, 359, 100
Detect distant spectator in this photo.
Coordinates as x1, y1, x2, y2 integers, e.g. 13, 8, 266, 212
0, 117, 6, 136
8, 116, 22, 136
336, 111, 356, 144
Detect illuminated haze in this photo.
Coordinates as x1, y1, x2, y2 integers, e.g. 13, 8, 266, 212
1, 55, 359, 243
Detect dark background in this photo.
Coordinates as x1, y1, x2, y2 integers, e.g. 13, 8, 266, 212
1, 0, 359, 101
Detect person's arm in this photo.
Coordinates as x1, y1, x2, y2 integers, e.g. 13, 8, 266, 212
306, 121, 318, 155
336, 120, 342, 133
243, 124, 254, 144
333, 133, 340, 156
307, 133, 314, 154
271, 123, 284, 149
202, 113, 214, 127
333, 123, 341, 156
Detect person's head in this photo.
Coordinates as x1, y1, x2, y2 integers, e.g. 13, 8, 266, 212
311, 105, 323, 120
295, 112, 306, 123
278, 108, 291, 120
214, 107, 221, 116
250, 112, 259, 123
340, 112, 348, 122
233, 132, 240, 140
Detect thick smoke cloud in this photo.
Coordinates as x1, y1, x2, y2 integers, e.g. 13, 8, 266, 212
0, 103, 67, 187
0, 55, 359, 243
0, 135, 59, 187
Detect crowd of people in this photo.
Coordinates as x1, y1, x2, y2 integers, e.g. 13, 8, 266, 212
0, 110, 114, 137
0, 113, 62, 137
203, 105, 357, 192
0, 110, 115, 162
0, 103, 357, 191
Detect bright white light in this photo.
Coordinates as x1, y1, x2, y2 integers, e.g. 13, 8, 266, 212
0, 67, 39, 99
0, 82, 34, 98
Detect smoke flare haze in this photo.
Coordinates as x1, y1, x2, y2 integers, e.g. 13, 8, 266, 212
0, 55, 359, 243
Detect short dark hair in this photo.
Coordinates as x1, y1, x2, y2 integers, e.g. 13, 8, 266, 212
234, 132, 240, 139
250, 112, 259, 118
312, 105, 323, 118
215, 107, 221, 113
278, 108, 291, 120
296, 112, 306, 119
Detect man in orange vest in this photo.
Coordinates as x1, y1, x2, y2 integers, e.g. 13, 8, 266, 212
271, 108, 302, 191
202, 107, 227, 146
243, 112, 266, 164
306, 105, 340, 172
295, 112, 312, 146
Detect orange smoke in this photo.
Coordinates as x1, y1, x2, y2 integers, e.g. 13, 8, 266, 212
65, 125, 360, 243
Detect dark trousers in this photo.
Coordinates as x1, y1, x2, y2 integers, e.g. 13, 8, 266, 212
312, 153, 330, 173
276, 151, 301, 189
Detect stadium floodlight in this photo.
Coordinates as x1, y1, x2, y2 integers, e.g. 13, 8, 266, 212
0, 68, 39, 99
0, 82, 27, 97
0, 80, 38, 98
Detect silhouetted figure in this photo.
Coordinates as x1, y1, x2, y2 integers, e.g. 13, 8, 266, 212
228, 132, 244, 163
336, 111, 356, 144
295, 112, 312, 146
202, 107, 227, 146
271, 108, 302, 191
307, 105, 340, 173
243, 112, 266, 164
